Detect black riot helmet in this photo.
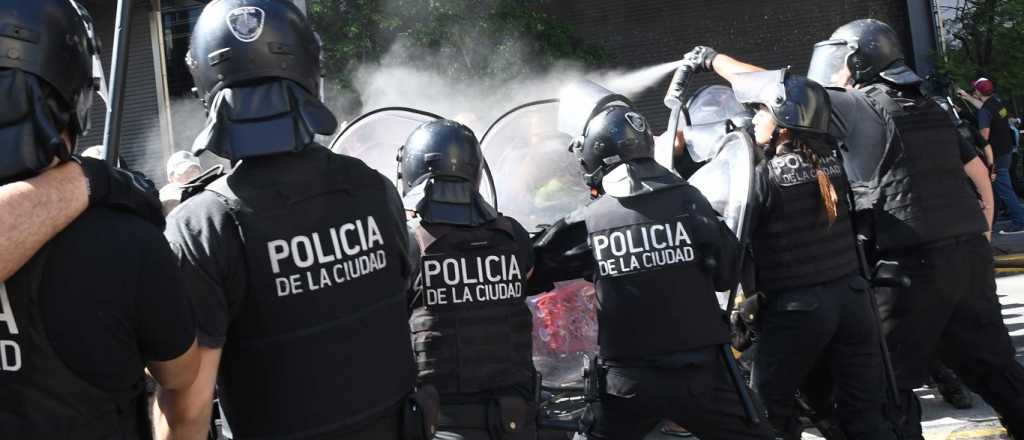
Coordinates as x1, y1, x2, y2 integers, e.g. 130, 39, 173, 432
399, 119, 483, 196
732, 69, 831, 136
808, 19, 922, 88
0, 0, 100, 136
572, 104, 655, 189
188, 0, 322, 108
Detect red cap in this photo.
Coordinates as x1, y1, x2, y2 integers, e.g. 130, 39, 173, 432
973, 78, 995, 96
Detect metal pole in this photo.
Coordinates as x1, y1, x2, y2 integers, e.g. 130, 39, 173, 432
102, 0, 134, 164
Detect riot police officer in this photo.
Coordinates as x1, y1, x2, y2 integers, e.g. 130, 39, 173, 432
725, 69, 893, 439
161, 1, 430, 438
684, 18, 1024, 438
561, 99, 773, 439
0, 1, 200, 438
401, 120, 538, 440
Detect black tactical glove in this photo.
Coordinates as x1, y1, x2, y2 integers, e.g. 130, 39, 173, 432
682, 46, 719, 73
73, 157, 165, 228
528, 216, 592, 294
730, 291, 762, 352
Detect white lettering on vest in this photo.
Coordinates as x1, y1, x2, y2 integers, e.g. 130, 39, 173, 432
0, 284, 22, 372
271, 217, 390, 296
592, 221, 696, 277
419, 254, 523, 307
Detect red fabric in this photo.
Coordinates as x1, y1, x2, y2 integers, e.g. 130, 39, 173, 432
528, 279, 599, 355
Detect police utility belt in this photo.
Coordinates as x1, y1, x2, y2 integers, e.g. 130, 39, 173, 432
582, 349, 718, 401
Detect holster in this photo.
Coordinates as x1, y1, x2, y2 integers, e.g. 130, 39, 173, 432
402, 385, 440, 440
582, 355, 606, 403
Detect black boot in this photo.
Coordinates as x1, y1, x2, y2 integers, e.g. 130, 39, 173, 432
931, 363, 974, 410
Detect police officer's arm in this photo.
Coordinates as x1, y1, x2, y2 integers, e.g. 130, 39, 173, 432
158, 348, 220, 440
0, 162, 88, 281
160, 194, 246, 439
711, 217, 743, 292
710, 54, 766, 84
687, 186, 743, 291
118, 219, 204, 438
965, 157, 995, 239
1, 157, 165, 282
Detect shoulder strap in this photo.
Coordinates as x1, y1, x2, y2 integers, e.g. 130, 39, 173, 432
861, 84, 905, 116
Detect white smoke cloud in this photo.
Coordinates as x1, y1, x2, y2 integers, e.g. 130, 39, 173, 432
327, 37, 682, 135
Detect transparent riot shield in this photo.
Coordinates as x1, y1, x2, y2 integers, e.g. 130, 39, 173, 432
329, 107, 442, 185
688, 131, 756, 310
684, 85, 752, 163
480, 100, 591, 233
480, 99, 597, 388
329, 107, 497, 207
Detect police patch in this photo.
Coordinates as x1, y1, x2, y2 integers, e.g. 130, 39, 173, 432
624, 112, 648, 133
769, 153, 842, 187
226, 7, 265, 43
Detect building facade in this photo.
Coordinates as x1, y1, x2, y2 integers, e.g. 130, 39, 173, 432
80, 0, 936, 184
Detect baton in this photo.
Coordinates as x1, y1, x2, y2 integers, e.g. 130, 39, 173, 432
836, 153, 905, 439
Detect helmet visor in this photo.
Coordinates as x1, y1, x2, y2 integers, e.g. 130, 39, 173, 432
808, 40, 853, 87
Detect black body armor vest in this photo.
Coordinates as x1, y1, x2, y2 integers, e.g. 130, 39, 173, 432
205, 146, 416, 439
752, 151, 859, 293
863, 85, 987, 251
409, 217, 534, 395
0, 247, 146, 440
583, 182, 731, 360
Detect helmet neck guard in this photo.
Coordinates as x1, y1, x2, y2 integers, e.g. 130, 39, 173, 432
0, 70, 71, 183
191, 79, 337, 161
404, 178, 498, 227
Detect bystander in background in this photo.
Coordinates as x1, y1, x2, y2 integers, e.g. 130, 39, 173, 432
959, 78, 1024, 234
158, 151, 202, 215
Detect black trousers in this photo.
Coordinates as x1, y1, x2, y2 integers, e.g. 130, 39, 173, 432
878, 234, 1024, 439
756, 274, 894, 440
580, 347, 773, 440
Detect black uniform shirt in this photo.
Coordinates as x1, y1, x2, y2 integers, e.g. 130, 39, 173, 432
39, 207, 195, 392
826, 88, 893, 184
164, 162, 409, 348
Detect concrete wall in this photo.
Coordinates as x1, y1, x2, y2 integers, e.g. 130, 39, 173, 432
544, 0, 910, 131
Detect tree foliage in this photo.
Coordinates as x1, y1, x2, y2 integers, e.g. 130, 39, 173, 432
938, 0, 1024, 102
307, 0, 605, 89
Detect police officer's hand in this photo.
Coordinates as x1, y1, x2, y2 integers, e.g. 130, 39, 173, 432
682, 46, 719, 73
73, 157, 165, 228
